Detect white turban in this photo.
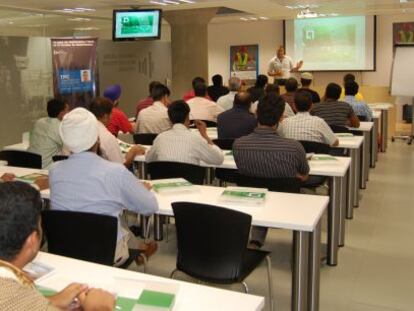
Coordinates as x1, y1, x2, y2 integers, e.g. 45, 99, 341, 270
60, 107, 98, 154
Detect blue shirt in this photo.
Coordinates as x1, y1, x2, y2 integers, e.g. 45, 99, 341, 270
217, 106, 257, 139
343, 96, 373, 121
49, 152, 158, 240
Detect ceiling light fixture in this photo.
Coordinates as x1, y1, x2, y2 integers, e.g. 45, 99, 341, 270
149, 1, 168, 5
297, 8, 318, 19
163, 0, 180, 4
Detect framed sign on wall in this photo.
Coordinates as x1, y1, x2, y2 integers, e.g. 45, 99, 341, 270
230, 44, 259, 84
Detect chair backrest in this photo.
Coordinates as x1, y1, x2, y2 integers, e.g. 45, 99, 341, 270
133, 133, 158, 145
212, 138, 235, 150
0, 150, 41, 169
329, 124, 351, 133
299, 140, 331, 154
357, 115, 367, 121
42, 210, 117, 266
147, 161, 205, 185
172, 202, 252, 283
237, 174, 301, 193
52, 155, 69, 163
190, 120, 217, 128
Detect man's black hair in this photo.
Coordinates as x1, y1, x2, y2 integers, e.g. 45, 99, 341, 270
255, 75, 269, 89
257, 93, 285, 127
0, 182, 42, 261
294, 90, 313, 112
192, 77, 206, 89
212, 74, 223, 86
285, 78, 298, 93
194, 81, 207, 97
300, 78, 312, 87
149, 81, 162, 95
151, 84, 171, 101
344, 80, 359, 96
343, 73, 355, 83
47, 98, 67, 118
168, 100, 190, 124
265, 83, 280, 95
325, 83, 342, 100
89, 97, 113, 119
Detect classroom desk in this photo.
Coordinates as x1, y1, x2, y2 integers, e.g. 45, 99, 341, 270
136, 152, 350, 267
368, 103, 393, 152
33, 252, 265, 311
349, 122, 373, 190
4, 165, 326, 311
151, 183, 327, 311
372, 111, 381, 166
3, 141, 29, 151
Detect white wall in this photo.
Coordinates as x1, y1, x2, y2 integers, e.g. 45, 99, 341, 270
207, 14, 414, 88
208, 20, 283, 84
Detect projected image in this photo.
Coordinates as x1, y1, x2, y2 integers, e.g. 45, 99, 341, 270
294, 16, 366, 70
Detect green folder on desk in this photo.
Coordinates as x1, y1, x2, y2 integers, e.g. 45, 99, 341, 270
336, 133, 354, 137
136, 289, 175, 310
311, 155, 338, 161
152, 178, 195, 194
220, 187, 267, 205
15, 173, 47, 184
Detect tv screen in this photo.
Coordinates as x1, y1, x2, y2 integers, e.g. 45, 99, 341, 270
113, 9, 162, 41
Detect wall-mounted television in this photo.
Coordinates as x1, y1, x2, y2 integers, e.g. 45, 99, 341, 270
113, 9, 162, 41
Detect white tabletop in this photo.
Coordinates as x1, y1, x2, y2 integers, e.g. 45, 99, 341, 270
34, 252, 265, 311
368, 103, 393, 110
152, 183, 327, 232
348, 121, 374, 132
136, 151, 350, 178
3, 141, 29, 151
337, 136, 364, 149
373, 110, 381, 119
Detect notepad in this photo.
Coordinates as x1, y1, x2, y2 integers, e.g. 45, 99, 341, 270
24, 261, 54, 282
118, 139, 133, 154
15, 173, 47, 184
311, 154, 338, 161
219, 186, 268, 205
151, 178, 195, 194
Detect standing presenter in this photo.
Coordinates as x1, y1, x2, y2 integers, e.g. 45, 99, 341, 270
268, 46, 303, 85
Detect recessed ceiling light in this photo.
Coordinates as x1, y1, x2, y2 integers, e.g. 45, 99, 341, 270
259, 17, 269, 20
178, 0, 195, 3
150, 1, 168, 5
163, 0, 180, 4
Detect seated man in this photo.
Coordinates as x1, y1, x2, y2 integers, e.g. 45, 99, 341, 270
50, 108, 158, 266
343, 81, 373, 121
281, 77, 298, 112
298, 72, 321, 104
104, 84, 134, 136
341, 73, 364, 101
89, 97, 146, 167
207, 74, 229, 102
186, 81, 224, 122
279, 91, 339, 146
146, 100, 224, 166
250, 84, 295, 118
217, 92, 257, 139
135, 81, 161, 118
217, 77, 241, 111
311, 83, 360, 128
0, 181, 115, 311
233, 93, 309, 247
183, 77, 211, 101
137, 84, 172, 134
247, 74, 268, 103
28, 98, 69, 169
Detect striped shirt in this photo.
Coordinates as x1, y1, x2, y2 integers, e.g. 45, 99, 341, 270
137, 101, 172, 134
233, 127, 309, 178
343, 96, 373, 121
278, 112, 337, 146
145, 123, 224, 166
310, 100, 355, 126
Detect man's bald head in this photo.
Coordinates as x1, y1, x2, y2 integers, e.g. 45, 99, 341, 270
234, 91, 252, 109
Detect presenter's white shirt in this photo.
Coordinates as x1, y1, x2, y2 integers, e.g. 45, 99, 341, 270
268, 56, 294, 80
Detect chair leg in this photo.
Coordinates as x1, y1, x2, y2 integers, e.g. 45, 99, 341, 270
265, 255, 275, 311
165, 216, 170, 243
241, 281, 249, 293
170, 269, 178, 279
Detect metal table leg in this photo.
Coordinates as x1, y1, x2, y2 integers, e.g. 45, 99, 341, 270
154, 214, 164, 241
355, 147, 361, 207
308, 221, 321, 311
347, 149, 355, 219
292, 230, 310, 311
371, 118, 378, 167
360, 133, 369, 189
338, 173, 347, 247
140, 215, 149, 239
364, 131, 371, 182
381, 110, 388, 152
327, 176, 340, 266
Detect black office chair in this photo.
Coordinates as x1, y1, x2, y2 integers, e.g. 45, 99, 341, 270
329, 124, 352, 133
237, 174, 301, 193
212, 138, 234, 150
133, 133, 158, 145
190, 120, 217, 128
0, 150, 41, 169
211, 139, 238, 186
147, 161, 205, 185
42, 210, 144, 270
52, 155, 68, 163
171, 202, 274, 310
299, 140, 331, 154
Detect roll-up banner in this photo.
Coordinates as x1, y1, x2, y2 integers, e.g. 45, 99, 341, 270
51, 38, 98, 108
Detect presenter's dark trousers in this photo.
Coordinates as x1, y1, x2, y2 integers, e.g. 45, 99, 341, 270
275, 79, 287, 86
